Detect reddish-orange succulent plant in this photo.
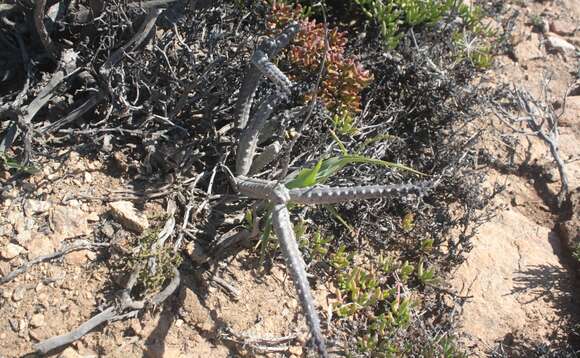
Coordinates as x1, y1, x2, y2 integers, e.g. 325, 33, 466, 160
267, 2, 373, 123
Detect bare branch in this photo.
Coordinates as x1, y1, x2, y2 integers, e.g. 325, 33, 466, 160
0, 241, 110, 285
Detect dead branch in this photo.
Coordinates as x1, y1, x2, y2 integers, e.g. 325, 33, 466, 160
0, 241, 110, 285
492, 80, 570, 206
33, 0, 56, 60
34, 267, 180, 354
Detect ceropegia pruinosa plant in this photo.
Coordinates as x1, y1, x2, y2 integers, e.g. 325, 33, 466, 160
232, 23, 429, 357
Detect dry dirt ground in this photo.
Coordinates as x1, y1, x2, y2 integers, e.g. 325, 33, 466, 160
1, 1, 579, 358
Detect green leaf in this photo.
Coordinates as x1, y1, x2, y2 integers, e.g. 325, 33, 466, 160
285, 154, 425, 190
285, 159, 322, 189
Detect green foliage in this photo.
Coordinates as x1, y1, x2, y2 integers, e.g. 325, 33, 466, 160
125, 229, 182, 295
354, 0, 495, 68
331, 111, 358, 136
417, 260, 436, 285
0, 152, 40, 174
330, 244, 353, 270
285, 153, 424, 189
354, 0, 455, 49
452, 30, 493, 68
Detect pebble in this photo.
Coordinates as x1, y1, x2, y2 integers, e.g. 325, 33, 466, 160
101, 223, 115, 239
50, 205, 91, 240
59, 347, 83, 358
29, 313, 45, 328
546, 34, 576, 53
12, 286, 26, 302
24, 199, 52, 217
0, 243, 25, 260
550, 19, 577, 36
8, 318, 19, 331
29, 328, 45, 341
109, 201, 149, 233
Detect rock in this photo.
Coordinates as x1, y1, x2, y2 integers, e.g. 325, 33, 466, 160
179, 287, 214, 331
185, 240, 208, 264
1, 243, 26, 260
0, 170, 10, 181
12, 212, 35, 233
8, 318, 19, 331
24, 200, 51, 217
24, 236, 55, 258
288, 345, 303, 357
560, 96, 580, 127
84, 172, 93, 184
546, 34, 576, 53
2, 288, 12, 299
64, 249, 96, 265
514, 34, 544, 62
59, 347, 83, 358
50, 206, 91, 240
29, 328, 46, 341
550, 19, 577, 36
558, 189, 580, 259
29, 313, 45, 328
12, 286, 26, 301
101, 223, 115, 239
15, 230, 32, 246
451, 209, 571, 348
109, 201, 149, 233
86, 212, 100, 222
0, 261, 11, 276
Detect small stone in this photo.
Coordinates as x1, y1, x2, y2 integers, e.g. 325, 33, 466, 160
29, 313, 45, 328
185, 240, 208, 264
86, 212, 100, 222
84, 172, 93, 183
288, 345, 303, 357
0, 261, 11, 276
64, 249, 96, 265
21, 182, 35, 193
24, 199, 51, 217
1, 243, 26, 260
546, 34, 576, 53
50, 206, 91, 240
9, 318, 19, 331
550, 19, 577, 36
109, 201, 149, 233
514, 35, 543, 62
59, 347, 83, 358
25, 236, 55, 258
15, 230, 32, 246
29, 328, 45, 341
12, 286, 26, 301
101, 223, 115, 239
560, 96, 580, 126
179, 287, 214, 331
2, 288, 11, 299
0, 170, 10, 181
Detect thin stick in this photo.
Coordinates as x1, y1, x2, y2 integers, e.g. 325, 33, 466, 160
0, 241, 110, 285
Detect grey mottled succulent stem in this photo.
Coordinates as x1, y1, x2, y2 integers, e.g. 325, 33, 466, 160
235, 176, 289, 204
253, 50, 292, 97
236, 94, 280, 176
289, 182, 426, 205
249, 141, 282, 175
236, 23, 299, 129
272, 204, 328, 358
